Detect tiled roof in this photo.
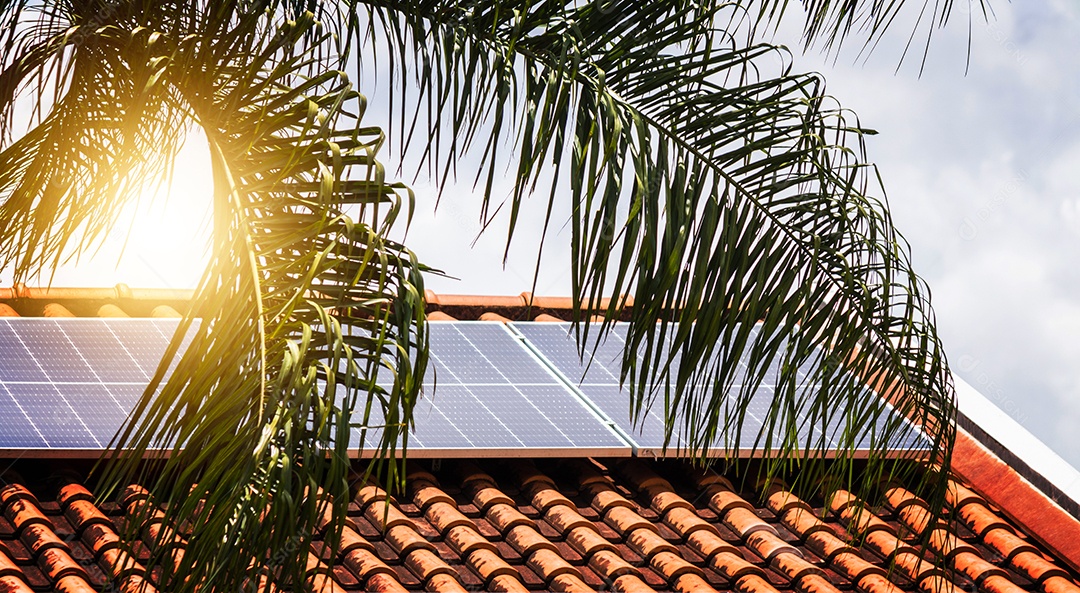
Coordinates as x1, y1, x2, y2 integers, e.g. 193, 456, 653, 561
0, 286, 1078, 590
0, 459, 1076, 592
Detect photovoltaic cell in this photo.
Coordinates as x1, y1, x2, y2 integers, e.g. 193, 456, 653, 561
0, 318, 190, 452
511, 321, 928, 457
348, 322, 629, 456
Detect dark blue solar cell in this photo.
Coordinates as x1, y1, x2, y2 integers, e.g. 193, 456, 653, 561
0, 319, 193, 451
6, 383, 99, 448
428, 325, 509, 384
409, 394, 477, 449
0, 321, 47, 382
107, 382, 162, 409
425, 384, 523, 448
11, 320, 98, 382
58, 321, 148, 382
64, 383, 129, 444
0, 318, 629, 455
337, 323, 628, 453
468, 385, 574, 448
513, 321, 928, 455
109, 320, 176, 376
0, 385, 48, 448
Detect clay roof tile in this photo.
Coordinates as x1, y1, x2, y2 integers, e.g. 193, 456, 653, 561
427, 311, 457, 321
945, 480, 985, 511
857, 573, 904, 593
685, 529, 740, 561
469, 484, 515, 513
341, 546, 397, 583
589, 487, 635, 514
567, 525, 618, 559
96, 304, 129, 318
384, 524, 435, 556
745, 530, 801, 562
445, 524, 498, 557
532, 313, 564, 322
411, 484, 456, 511
0, 550, 20, 581
0, 484, 37, 509
735, 572, 782, 593
526, 548, 583, 585
1043, 576, 1080, 593
53, 575, 98, 593
425, 501, 475, 535
364, 571, 409, 592
402, 548, 461, 586
1011, 550, 1073, 585
664, 506, 721, 538
485, 504, 534, 534
805, 531, 856, 563
505, 524, 557, 556
626, 527, 678, 560
529, 488, 575, 513
467, 548, 522, 585
36, 547, 88, 584
425, 572, 469, 593
611, 573, 655, 592
42, 303, 75, 318
548, 571, 592, 592
604, 505, 658, 535
708, 551, 767, 582
765, 489, 813, 516
707, 488, 757, 516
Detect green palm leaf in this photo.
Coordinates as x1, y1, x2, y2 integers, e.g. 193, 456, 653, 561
344, 0, 954, 491
0, 0, 978, 590
1, 4, 426, 589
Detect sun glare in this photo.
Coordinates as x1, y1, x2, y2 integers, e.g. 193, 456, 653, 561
2, 132, 215, 291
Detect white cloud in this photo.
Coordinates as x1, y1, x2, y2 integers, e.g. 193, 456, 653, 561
810, 4, 1080, 467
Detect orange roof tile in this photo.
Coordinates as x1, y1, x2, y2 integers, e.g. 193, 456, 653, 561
0, 458, 1069, 591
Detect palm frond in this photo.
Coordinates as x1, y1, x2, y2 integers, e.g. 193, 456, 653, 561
1, 3, 427, 591
0, 0, 970, 590
345, 0, 954, 507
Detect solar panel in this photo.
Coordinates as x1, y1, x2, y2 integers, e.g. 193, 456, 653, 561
348, 322, 630, 457
0, 316, 923, 459
511, 321, 928, 457
0, 318, 192, 455
0, 318, 630, 457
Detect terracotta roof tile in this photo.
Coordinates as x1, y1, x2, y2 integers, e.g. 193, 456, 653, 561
33, 452, 1080, 593
96, 304, 129, 318
42, 303, 76, 317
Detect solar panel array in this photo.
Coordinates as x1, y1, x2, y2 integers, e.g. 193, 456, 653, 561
0, 318, 926, 457
511, 322, 928, 456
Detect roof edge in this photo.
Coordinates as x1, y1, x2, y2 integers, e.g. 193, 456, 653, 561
952, 423, 1080, 572
954, 376, 1080, 512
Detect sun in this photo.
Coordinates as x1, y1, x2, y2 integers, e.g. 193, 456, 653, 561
8, 132, 215, 291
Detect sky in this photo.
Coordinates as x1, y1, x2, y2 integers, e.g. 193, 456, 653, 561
3, 2, 1079, 468
789, 2, 1080, 471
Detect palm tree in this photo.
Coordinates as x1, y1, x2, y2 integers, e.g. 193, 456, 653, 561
0, 0, 978, 590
